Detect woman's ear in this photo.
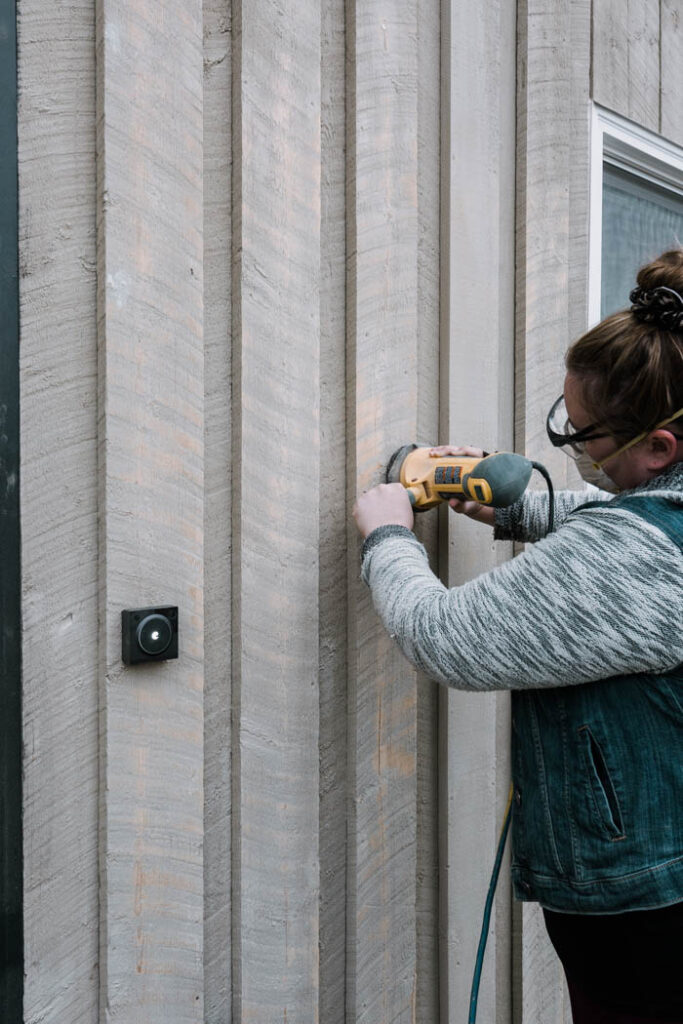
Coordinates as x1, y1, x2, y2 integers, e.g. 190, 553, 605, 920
644, 429, 680, 470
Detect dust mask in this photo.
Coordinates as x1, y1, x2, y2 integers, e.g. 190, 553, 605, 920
571, 404, 683, 494
573, 450, 621, 494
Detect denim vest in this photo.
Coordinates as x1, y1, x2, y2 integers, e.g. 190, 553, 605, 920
510, 495, 683, 913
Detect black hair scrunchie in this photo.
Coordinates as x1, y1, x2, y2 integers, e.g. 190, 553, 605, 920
630, 285, 683, 330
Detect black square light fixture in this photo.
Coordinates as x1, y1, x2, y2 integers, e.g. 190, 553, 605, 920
121, 606, 179, 665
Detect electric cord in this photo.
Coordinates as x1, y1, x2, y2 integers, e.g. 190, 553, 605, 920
468, 783, 514, 1024
468, 463, 553, 1021
531, 460, 555, 533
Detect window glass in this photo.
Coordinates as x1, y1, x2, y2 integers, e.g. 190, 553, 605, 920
601, 164, 683, 317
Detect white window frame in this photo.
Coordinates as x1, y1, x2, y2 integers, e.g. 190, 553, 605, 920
588, 104, 683, 326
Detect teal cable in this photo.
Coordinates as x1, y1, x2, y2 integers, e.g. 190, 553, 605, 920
468, 785, 514, 1024
468, 465, 552, 1021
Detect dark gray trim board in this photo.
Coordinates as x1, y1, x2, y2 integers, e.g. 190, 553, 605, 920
0, 0, 23, 1017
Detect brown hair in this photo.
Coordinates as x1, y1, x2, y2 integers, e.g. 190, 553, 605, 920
565, 249, 683, 440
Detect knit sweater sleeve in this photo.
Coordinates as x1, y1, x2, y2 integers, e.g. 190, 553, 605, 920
360, 508, 683, 691
493, 486, 613, 542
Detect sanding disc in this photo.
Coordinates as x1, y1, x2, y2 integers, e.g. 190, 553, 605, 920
385, 444, 418, 484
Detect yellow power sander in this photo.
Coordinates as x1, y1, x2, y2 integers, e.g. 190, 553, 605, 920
386, 444, 537, 511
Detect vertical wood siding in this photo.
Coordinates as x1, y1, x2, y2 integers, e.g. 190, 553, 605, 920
515, 2, 590, 1021
17, 0, 682, 1021
568, 0, 593, 345
516, 0, 573, 472
18, 0, 100, 1019
345, 1, 440, 1019
593, 0, 683, 150
345, 0, 423, 1008
203, 0, 233, 1019
415, 0, 442, 1018
230, 0, 321, 1019
439, 2, 516, 1020
661, 0, 683, 147
593, 0, 661, 134
319, 0, 348, 1019
96, 1, 205, 1019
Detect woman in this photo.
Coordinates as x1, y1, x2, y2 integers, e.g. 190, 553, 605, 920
353, 249, 683, 1023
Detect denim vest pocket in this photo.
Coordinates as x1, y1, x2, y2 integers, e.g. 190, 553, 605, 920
578, 725, 626, 841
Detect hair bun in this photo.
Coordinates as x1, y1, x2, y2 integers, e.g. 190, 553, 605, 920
629, 285, 683, 330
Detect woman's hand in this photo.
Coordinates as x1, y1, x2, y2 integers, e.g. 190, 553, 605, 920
428, 445, 495, 526
353, 482, 414, 539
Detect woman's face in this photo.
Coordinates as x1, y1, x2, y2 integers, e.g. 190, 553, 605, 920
563, 372, 680, 490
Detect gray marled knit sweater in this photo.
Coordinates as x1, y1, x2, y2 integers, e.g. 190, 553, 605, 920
360, 463, 683, 690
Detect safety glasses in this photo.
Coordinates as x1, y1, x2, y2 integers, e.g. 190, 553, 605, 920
545, 395, 608, 458
546, 394, 683, 466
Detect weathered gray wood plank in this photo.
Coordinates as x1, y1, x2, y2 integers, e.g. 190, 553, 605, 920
18, 0, 100, 1020
415, 0, 441, 1017
96, 1, 205, 1019
203, 1, 232, 1020
661, 0, 683, 147
592, 0, 660, 133
319, 0, 348, 1020
514, 2, 590, 1019
346, 1, 432, 1020
516, 0, 572, 479
519, 905, 572, 1024
231, 1, 321, 1019
439, 3, 516, 1021
569, 0, 592, 342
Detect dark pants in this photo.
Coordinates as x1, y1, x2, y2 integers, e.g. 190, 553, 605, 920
543, 902, 683, 1024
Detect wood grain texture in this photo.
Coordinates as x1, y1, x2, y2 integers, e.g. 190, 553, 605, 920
319, 0, 348, 1020
519, 905, 572, 1024
661, 0, 683, 146
514, 2, 590, 1019
203, 0, 232, 1020
439, 3, 516, 1021
592, 0, 661, 133
21, 0, 677, 1018
516, 0, 572, 483
231, 0, 321, 1020
346, 1, 428, 1020
96, 1, 205, 1019
568, 0, 592, 343
415, 0, 441, 1019
17, 0, 100, 1019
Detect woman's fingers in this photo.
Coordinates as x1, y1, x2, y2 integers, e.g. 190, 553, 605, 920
429, 445, 484, 459
448, 497, 483, 517
353, 482, 414, 538
448, 496, 496, 527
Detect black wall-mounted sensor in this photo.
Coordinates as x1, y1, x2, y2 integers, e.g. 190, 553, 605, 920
121, 606, 179, 665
